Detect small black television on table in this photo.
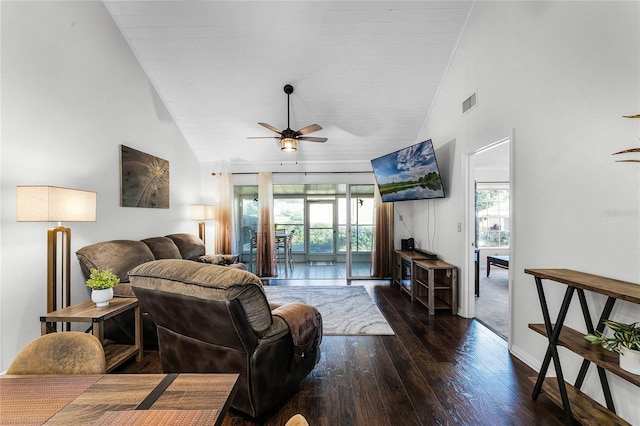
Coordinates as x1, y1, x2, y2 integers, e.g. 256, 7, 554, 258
371, 139, 445, 203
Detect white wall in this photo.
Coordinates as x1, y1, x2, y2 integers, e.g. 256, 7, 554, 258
0, 2, 201, 369
406, 1, 640, 423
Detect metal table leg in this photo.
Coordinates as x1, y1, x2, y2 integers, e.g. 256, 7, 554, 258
531, 277, 577, 425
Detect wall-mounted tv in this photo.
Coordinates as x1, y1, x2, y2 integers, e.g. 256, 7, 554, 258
371, 139, 445, 202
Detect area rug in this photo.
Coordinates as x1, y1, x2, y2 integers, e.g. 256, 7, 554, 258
263, 286, 395, 336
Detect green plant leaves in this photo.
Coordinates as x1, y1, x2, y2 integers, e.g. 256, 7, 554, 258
86, 268, 120, 290
584, 319, 640, 353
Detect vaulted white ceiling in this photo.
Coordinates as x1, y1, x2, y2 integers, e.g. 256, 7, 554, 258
105, 1, 473, 168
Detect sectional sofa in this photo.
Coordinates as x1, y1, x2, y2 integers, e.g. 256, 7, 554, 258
75, 233, 244, 345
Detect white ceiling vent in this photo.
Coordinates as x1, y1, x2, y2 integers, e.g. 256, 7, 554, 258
462, 92, 477, 115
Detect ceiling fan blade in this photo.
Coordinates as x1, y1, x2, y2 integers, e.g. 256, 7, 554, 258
296, 124, 322, 135
299, 136, 328, 143
247, 136, 279, 139
612, 147, 640, 155
258, 122, 282, 134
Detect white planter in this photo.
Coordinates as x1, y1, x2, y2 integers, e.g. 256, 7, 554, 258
91, 288, 113, 308
619, 346, 640, 375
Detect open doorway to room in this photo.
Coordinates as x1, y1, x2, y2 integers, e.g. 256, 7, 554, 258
468, 138, 511, 340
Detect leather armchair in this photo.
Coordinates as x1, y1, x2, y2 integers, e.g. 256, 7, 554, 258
128, 259, 322, 418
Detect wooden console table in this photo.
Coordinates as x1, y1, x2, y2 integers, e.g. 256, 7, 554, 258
525, 268, 640, 425
392, 250, 429, 297
40, 298, 142, 372
413, 259, 457, 315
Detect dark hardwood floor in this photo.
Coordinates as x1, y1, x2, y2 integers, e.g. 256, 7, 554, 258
115, 281, 567, 425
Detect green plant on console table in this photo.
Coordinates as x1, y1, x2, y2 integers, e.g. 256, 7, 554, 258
85, 269, 120, 290
584, 319, 640, 353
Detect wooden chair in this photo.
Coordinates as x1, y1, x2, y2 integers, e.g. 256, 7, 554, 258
285, 414, 309, 426
248, 230, 257, 273
275, 229, 295, 274
6, 332, 106, 375
286, 230, 295, 273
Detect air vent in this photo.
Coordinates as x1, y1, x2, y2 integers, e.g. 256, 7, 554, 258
462, 92, 477, 114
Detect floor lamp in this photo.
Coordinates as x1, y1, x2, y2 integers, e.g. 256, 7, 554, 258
16, 186, 97, 325
191, 204, 214, 245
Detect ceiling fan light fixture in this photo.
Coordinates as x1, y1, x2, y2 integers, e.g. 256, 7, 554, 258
280, 137, 298, 152
250, 84, 327, 151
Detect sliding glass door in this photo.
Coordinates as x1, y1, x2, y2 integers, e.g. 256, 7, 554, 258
343, 184, 374, 278
235, 183, 375, 279
307, 200, 335, 262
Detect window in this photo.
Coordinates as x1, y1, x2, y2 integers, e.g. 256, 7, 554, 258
476, 182, 510, 248
337, 196, 374, 252
239, 195, 258, 252
274, 198, 304, 251
234, 184, 374, 255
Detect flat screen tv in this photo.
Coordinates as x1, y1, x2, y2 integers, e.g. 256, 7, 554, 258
371, 139, 445, 202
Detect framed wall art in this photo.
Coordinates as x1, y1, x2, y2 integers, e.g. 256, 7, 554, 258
120, 145, 170, 208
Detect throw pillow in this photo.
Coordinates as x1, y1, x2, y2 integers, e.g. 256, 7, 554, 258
165, 233, 205, 260
198, 255, 227, 265
141, 237, 182, 259
76, 240, 155, 283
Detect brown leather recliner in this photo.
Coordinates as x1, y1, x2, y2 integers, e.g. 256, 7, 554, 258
128, 259, 322, 419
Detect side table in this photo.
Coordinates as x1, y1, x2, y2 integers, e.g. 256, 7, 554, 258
40, 297, 143, 372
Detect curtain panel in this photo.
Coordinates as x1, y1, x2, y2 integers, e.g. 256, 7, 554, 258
372, 186, 394, 278
256, 172, 276, 277
214, 172, 236, 254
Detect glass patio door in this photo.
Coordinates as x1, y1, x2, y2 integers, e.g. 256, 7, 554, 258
307, 201, 335, 262
345, 184, 374, 278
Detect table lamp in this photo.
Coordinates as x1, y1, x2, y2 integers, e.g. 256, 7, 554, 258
191, 204, 214, 244
16, 186, 97, 318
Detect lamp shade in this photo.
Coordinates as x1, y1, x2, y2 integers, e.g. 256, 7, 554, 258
16, 186, 97, 222
280, 138, 298, 152
190, 204, 214, 221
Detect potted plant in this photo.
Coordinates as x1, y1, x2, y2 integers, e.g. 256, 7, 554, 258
584, 319, 640, 374
86, 268, 119, 307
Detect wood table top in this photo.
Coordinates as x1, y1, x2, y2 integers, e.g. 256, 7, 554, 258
413, 258, 457, 269
0, 373, 238, 426
525, 268, 640, 304
40, 298, 139, 322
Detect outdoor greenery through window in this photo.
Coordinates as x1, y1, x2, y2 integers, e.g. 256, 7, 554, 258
274, 198, 304, 251
476, 182, 510, 248
235, 184, 375, 255
338, 197, 374, 252
239, 195, 258, 252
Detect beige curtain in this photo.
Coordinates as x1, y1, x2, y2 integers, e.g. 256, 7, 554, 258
371, 186, 394, 278
256, 172, 276, 277
214, 172, 235, 254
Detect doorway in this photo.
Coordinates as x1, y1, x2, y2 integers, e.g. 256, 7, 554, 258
464, 133, 512, 342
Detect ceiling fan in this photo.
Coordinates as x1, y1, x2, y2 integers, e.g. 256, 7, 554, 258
248, 84, 327, 152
